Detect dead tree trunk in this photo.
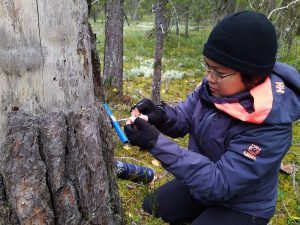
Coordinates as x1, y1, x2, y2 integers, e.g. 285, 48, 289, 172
0, 1, 124, 224
152, 0, 167, 104
0, 0, 96, 144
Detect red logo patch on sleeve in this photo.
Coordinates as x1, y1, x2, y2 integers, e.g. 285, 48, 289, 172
243, 144, 261, 161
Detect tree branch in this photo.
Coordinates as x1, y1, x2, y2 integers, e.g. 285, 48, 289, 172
91, 0, 99, 5
133, 0, 144, 20
268, 0, 300, 19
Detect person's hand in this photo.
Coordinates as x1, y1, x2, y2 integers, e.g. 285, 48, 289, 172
124, 117, 159, 150
130, 98, 167, 125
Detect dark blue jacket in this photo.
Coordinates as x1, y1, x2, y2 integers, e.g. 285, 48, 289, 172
150, 62, 300, 218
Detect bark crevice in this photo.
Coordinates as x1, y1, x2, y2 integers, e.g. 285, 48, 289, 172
35, 0, 45, 101
0, 108, 125, 225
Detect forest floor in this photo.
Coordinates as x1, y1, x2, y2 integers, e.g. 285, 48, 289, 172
90, 17, 300, 225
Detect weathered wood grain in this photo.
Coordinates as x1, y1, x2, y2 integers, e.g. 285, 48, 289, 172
0, 0, 94, 145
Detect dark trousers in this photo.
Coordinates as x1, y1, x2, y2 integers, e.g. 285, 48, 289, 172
142, 179, 270, 225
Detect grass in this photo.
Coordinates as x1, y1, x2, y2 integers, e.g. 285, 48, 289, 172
274, 123, 300, 225
90, 16, 300, 225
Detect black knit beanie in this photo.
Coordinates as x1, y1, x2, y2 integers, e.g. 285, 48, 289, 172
203, 11, 277, 76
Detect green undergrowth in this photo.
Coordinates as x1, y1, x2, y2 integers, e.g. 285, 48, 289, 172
277, 36, 300, 71
273, 123, 300, 225
90, 17, 300, 225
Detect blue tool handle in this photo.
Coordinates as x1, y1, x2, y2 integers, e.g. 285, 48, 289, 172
104, 103, 129, 144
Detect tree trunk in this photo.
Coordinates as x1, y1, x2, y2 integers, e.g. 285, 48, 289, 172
0, 0, 95, 144
0, 108, 124, 225
0, 1, 124, 224
184, 6, 189, 38
176, 17, 180, 36
152, 0, 167, 104
297, 24, 300, 35
131, 0, 142, 20
269, 0, 300, 52
214, 0, 236, 23
89, 24, 105, 99
103, 0, 124, 97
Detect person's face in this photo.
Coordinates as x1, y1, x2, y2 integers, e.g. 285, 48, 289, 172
203, 57, 247, 98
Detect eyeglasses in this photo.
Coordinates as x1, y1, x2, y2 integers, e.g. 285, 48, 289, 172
200, 59, 236, 81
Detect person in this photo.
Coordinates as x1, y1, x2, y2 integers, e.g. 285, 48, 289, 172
124, 11, 300, 225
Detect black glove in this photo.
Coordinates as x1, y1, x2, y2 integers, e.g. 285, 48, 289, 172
131, 98, 167, 125
124, 117, 159, 150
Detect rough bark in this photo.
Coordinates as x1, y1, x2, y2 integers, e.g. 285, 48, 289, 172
0, 107, 124, 225
0, 112, 54, 225
152, 0, 167, 104
89, 23, 104, 100
0, 174, 20, 225
103, 0, 124, 97
0, 0, 125, 224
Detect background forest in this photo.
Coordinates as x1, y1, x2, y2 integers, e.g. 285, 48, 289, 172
89, 0, 300, 224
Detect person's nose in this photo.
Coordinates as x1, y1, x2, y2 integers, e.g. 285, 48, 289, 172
206, 71, 217, 83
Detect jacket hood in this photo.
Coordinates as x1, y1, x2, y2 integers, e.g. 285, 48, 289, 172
200, 62, 300, 124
